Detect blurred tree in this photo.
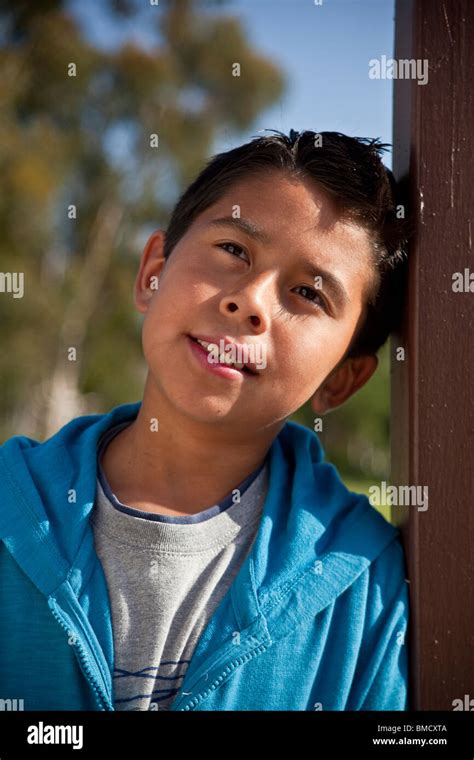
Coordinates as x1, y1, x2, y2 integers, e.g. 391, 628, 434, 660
0, 0, 391, 509
0, 0, 286, 439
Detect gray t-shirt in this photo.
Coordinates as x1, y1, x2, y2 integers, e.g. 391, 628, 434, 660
91, 423, 269, 711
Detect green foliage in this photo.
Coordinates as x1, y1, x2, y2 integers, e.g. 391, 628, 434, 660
0, 0, 391, 521
0, 0, 285, 439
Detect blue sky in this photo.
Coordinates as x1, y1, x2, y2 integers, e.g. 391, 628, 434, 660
71, 0, 395, 168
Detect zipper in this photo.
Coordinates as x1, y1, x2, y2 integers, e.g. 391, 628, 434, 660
49, 601, 113, 711
172, 638, 271, 711
172, 558, 272, 711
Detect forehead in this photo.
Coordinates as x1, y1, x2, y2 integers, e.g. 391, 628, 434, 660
192, 171, 376, 301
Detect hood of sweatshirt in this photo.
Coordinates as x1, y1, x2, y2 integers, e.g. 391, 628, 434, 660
0, 401, 400, 710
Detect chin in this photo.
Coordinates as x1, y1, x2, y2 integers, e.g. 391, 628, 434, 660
151, 373, 238, 420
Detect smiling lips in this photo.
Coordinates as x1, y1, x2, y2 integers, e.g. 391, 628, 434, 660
193, 337, 247, 370
187, 334, 260, 378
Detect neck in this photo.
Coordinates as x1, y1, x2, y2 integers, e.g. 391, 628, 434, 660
102, 373, 283, 514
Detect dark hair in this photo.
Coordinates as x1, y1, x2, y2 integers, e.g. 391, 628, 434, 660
162, 128, 413, 358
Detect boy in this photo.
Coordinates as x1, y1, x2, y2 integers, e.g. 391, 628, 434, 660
0, 129, 411, 711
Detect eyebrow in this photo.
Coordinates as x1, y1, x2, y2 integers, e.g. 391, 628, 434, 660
207, 216, 272, 245
206, 215, 350, 311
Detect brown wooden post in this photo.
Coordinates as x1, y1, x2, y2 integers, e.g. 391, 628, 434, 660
391, 0, 474, 710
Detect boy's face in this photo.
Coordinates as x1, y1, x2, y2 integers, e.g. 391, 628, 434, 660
135, 171, 378, 437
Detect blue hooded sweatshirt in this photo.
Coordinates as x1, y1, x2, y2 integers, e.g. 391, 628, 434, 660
0, 401, 409, 711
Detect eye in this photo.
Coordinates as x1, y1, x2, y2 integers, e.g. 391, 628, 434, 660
216, 241, 249, 261
294, 285, 328, 312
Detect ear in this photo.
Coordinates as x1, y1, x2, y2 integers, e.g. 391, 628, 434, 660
311, 354, 378, 415
134, 230, 168, 314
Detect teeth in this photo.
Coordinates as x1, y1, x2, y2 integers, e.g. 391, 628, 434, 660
194, 337, 246, 371
218, 353, 241, 368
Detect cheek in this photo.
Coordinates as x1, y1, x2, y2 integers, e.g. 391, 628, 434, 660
139, 268, 213, 357
164, 259, 218, 305
274, 327, 344, 386
270, 335, 316, 397
141, 308, 163, 366
140, 295, 179, 363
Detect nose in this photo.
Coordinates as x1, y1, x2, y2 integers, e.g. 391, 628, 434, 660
218, 271, 276, 333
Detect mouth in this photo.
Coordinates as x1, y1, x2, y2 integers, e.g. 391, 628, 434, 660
187, 334, 259, 377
